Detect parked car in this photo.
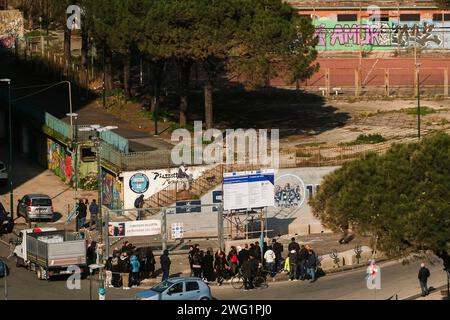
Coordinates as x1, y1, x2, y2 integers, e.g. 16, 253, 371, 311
17, 194, 54, 222
0, 161, 7, 181
135, 278, 213, 301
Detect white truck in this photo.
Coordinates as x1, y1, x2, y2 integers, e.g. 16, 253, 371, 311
13, 228, 87, 280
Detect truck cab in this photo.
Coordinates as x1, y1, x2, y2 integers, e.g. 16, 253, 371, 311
14, 227, 58, 266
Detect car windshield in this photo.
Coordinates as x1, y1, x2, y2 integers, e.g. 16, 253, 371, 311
32, 198, 52, 206
151, 280, 174, 293
0, 162, 5, 170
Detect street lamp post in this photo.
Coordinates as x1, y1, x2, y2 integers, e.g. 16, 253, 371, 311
416, 63, 421, 140
79, 125, 117, 298
0, 79, 13, 219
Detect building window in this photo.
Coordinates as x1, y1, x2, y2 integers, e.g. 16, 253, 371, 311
337, 14, 358, 22
400, 14, 420, 22
81, 147, 96, 162
433, 14, 450, 22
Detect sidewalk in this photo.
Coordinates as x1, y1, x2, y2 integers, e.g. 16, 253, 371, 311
409, 285, 450, 300
0, 148, 97, 223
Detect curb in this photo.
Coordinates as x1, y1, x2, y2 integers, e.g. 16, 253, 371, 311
137, 259, 393, 290
403, 284, 449, 300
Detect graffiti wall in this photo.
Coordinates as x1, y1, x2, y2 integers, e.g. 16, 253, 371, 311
303, 9, 450, 51
0, 10, 24, 50
102, 170, 123, 210
47, 139, 73, 182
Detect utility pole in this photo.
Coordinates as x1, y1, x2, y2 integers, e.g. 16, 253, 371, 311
79, 125, 117, 299
416, 63, 421, 140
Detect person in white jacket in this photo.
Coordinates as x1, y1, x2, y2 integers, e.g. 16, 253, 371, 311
264, 246, 276, 275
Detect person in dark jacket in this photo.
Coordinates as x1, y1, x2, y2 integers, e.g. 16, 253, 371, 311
110, 254, 121, 288
241, 255, 258, 291
298, 245, 309, 280
214, 250, 230, 285
288, 249, 299, 281
305, 246, 318, 283
238, 244, 250, 267
188, 245, 195, 276
89, 199, 99, 230
160, 249, 171, 281
86, 241, 97, 268
77, 199, 87, 230
272, 239, 284, 271
119, 252, 131, 290
202, 250, 215, 282
288, 237, 300, 252
145, 248, 156, 278
192, 251, 203, 278
418, 263, 431, 296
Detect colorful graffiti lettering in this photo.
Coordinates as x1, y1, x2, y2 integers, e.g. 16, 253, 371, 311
314, 18, 449, 51
47, 139, 72, 182
102, 170, 122, 210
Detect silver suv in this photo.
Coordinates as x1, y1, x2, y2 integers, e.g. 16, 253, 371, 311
17, 194, 54, 222
0, 161, 7, 181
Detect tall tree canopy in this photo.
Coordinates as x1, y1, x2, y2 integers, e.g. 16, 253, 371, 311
310, 133, 450, 260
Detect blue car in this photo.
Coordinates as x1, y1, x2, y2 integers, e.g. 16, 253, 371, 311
135, 277, 213, 300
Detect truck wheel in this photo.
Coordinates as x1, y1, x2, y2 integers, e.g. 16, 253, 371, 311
15, 256, 21, 268
36, 267, 42, 280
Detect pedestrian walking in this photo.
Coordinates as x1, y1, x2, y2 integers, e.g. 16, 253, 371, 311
130, 254, 141, 288
418, 262, 431, 296
89, 199, 99, 230
160, 249, 171, 281
188, 245, 195, 276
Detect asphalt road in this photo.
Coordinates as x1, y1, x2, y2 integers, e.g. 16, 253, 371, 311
0, 238, 447, 301
211, 259, 448, 300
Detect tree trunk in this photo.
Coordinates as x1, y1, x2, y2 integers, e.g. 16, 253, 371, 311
64, 27, 71, 75
150, 60, 165, 113
81, 30, 89, 87
123, 56, 131, 97
177, 59, 193, 127
27, 0, 34, 29
104, 46, 113, 91
204, 80, 213, 130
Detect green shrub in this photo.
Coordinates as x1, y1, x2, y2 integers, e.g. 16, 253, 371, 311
78, 174, 98, 191
401, 106, 436, 116
340, 134, 386, 146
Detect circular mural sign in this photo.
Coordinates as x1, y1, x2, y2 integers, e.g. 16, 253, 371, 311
129, 173, 150, 194
274, 174, 306, 208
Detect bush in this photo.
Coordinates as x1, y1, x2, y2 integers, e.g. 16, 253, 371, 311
78, 174, 98, 191
340, 134, 386, 146
401, 106, 436, 116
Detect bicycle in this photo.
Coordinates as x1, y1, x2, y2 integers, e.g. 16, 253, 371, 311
231, 267, 268, 290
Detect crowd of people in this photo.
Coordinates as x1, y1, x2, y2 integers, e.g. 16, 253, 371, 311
102, 241, 157, 290
186, 237, 320, 290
